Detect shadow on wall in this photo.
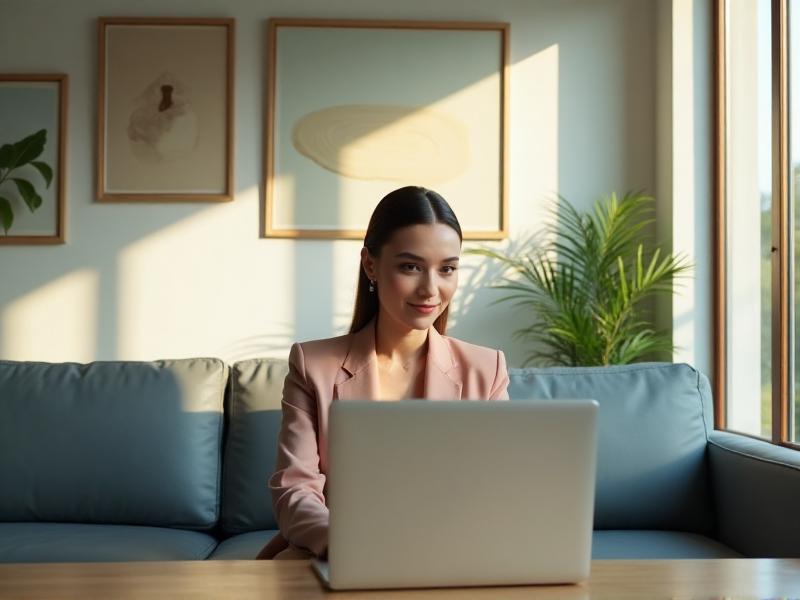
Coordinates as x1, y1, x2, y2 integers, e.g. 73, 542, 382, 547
450, 230, 547, 367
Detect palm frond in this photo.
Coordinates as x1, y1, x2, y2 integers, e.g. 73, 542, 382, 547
471, 190, 692, 365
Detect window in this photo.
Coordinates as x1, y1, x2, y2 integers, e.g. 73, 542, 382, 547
716, 0, 799, 446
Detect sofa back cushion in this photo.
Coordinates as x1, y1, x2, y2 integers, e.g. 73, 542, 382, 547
220, 359, 287, 534
508, 362, 714, 533
0, 359, 226, 529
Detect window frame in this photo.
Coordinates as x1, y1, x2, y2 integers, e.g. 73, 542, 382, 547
714, 0, 799, 449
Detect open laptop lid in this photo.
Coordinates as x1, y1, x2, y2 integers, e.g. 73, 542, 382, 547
319, 400, 598, 590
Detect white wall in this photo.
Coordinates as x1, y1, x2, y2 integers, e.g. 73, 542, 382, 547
656, 0, 714, 378
0, 0, 683, 368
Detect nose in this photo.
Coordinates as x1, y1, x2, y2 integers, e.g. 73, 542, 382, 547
417, 270, 438, 299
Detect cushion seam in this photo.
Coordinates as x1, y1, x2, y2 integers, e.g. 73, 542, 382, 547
213, 361, 225, 526
695, 368, 710, 442
196, 538, 219, 559
220, 364, 240, 532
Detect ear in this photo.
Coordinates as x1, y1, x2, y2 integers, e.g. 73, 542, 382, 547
360, 247, 377, 281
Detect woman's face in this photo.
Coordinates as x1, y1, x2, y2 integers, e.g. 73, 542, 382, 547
362, 223, 462, 332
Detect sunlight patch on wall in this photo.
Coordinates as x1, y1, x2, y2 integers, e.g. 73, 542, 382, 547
2, 269, 98, 362
671, 0, 701, 369
330, 71, 503, 233
445, 46, 558, 361
117, 183, 296, 361
331, 240, 362, 336
510, 43, 559, 236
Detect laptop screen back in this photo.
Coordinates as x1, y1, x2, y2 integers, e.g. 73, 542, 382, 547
324, 400, 598, 590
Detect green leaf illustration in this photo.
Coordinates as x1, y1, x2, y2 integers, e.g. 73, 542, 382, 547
5, 129, 47, 170
11, 178, 42, 212
0, 196, 13, 234
0, 144, 13, 169
0, 129, 52, 233
31, 161, 53, 188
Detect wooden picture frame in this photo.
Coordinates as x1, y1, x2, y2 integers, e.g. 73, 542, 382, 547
97, 17, 235, 202
264, 18, 510, 239
0, 74, 67, 245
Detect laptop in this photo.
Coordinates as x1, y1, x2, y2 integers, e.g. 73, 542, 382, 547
311, 399, 598, 590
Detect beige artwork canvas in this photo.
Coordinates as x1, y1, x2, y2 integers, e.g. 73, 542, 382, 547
98, 18, 234, 202
265, 19, 509, 239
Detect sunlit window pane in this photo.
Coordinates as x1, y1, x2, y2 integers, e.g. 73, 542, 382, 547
725, 0, 773, 438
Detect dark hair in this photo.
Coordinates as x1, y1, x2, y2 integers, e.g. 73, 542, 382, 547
349, 186, 463, 335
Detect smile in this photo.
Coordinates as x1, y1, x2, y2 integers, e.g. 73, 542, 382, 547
408, 303, 439, 314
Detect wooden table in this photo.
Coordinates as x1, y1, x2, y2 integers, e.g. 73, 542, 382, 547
0, 559, 798, 599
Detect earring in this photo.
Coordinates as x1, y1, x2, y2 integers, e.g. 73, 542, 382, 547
369, 280, 375, 293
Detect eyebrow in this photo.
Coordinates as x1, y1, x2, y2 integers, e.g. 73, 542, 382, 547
394, 252, 460, 262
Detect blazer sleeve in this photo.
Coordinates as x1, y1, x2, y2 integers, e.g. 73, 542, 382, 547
268, 342, 329, 557
489, 350, 510, 400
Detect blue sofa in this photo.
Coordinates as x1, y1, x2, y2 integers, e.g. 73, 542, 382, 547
0, 358, 798, 562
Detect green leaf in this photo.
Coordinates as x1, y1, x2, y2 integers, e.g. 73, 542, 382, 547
635, 244, 644, 291
0, 144, 14, 169
11, 178, 42, 212
617, 256, 629, 303
0, 196, 13, 233
2, 129, 47, 170
472, 189, 693, 365
31, 161, 53, 188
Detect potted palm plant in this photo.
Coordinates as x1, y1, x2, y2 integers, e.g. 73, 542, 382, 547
470, 191, 690, 366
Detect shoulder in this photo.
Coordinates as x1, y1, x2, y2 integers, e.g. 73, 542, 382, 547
440, 335, 509, 400
291, 333, 351, 366
442, 335, 500, 358
284, 333, 352, 392
442, 335, 504, 367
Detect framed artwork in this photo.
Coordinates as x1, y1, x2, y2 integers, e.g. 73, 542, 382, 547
264, 19, 509, 239
97, 17, 235, 202
0, 74, 67, 245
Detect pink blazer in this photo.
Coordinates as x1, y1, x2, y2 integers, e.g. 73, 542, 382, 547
259, 320, 509, 559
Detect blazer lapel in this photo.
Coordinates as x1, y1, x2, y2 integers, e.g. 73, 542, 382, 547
423, 326, 463, 400
335, 319, 463, 401
335, 320, 380, 401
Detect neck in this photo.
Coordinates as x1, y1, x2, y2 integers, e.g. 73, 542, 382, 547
374, 313, 428, 366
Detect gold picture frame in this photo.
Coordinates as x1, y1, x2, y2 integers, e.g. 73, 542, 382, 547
0, 73, 67, 245
97, 17, 235, 202
264, 18, 509, 239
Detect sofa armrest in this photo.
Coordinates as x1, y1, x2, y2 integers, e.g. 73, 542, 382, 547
708, 430, 800, 557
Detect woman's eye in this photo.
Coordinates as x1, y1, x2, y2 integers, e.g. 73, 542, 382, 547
400, 263, 420, 272
441, 265, 458, 274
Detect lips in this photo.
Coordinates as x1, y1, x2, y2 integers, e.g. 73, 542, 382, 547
409, 303, 439, 314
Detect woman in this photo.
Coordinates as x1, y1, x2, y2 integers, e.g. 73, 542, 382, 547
256, 186, 509, 560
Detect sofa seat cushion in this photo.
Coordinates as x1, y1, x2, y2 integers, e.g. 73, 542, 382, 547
207, 530, 279, 560
592, 530, 742, 559
0, 523, 218, 563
